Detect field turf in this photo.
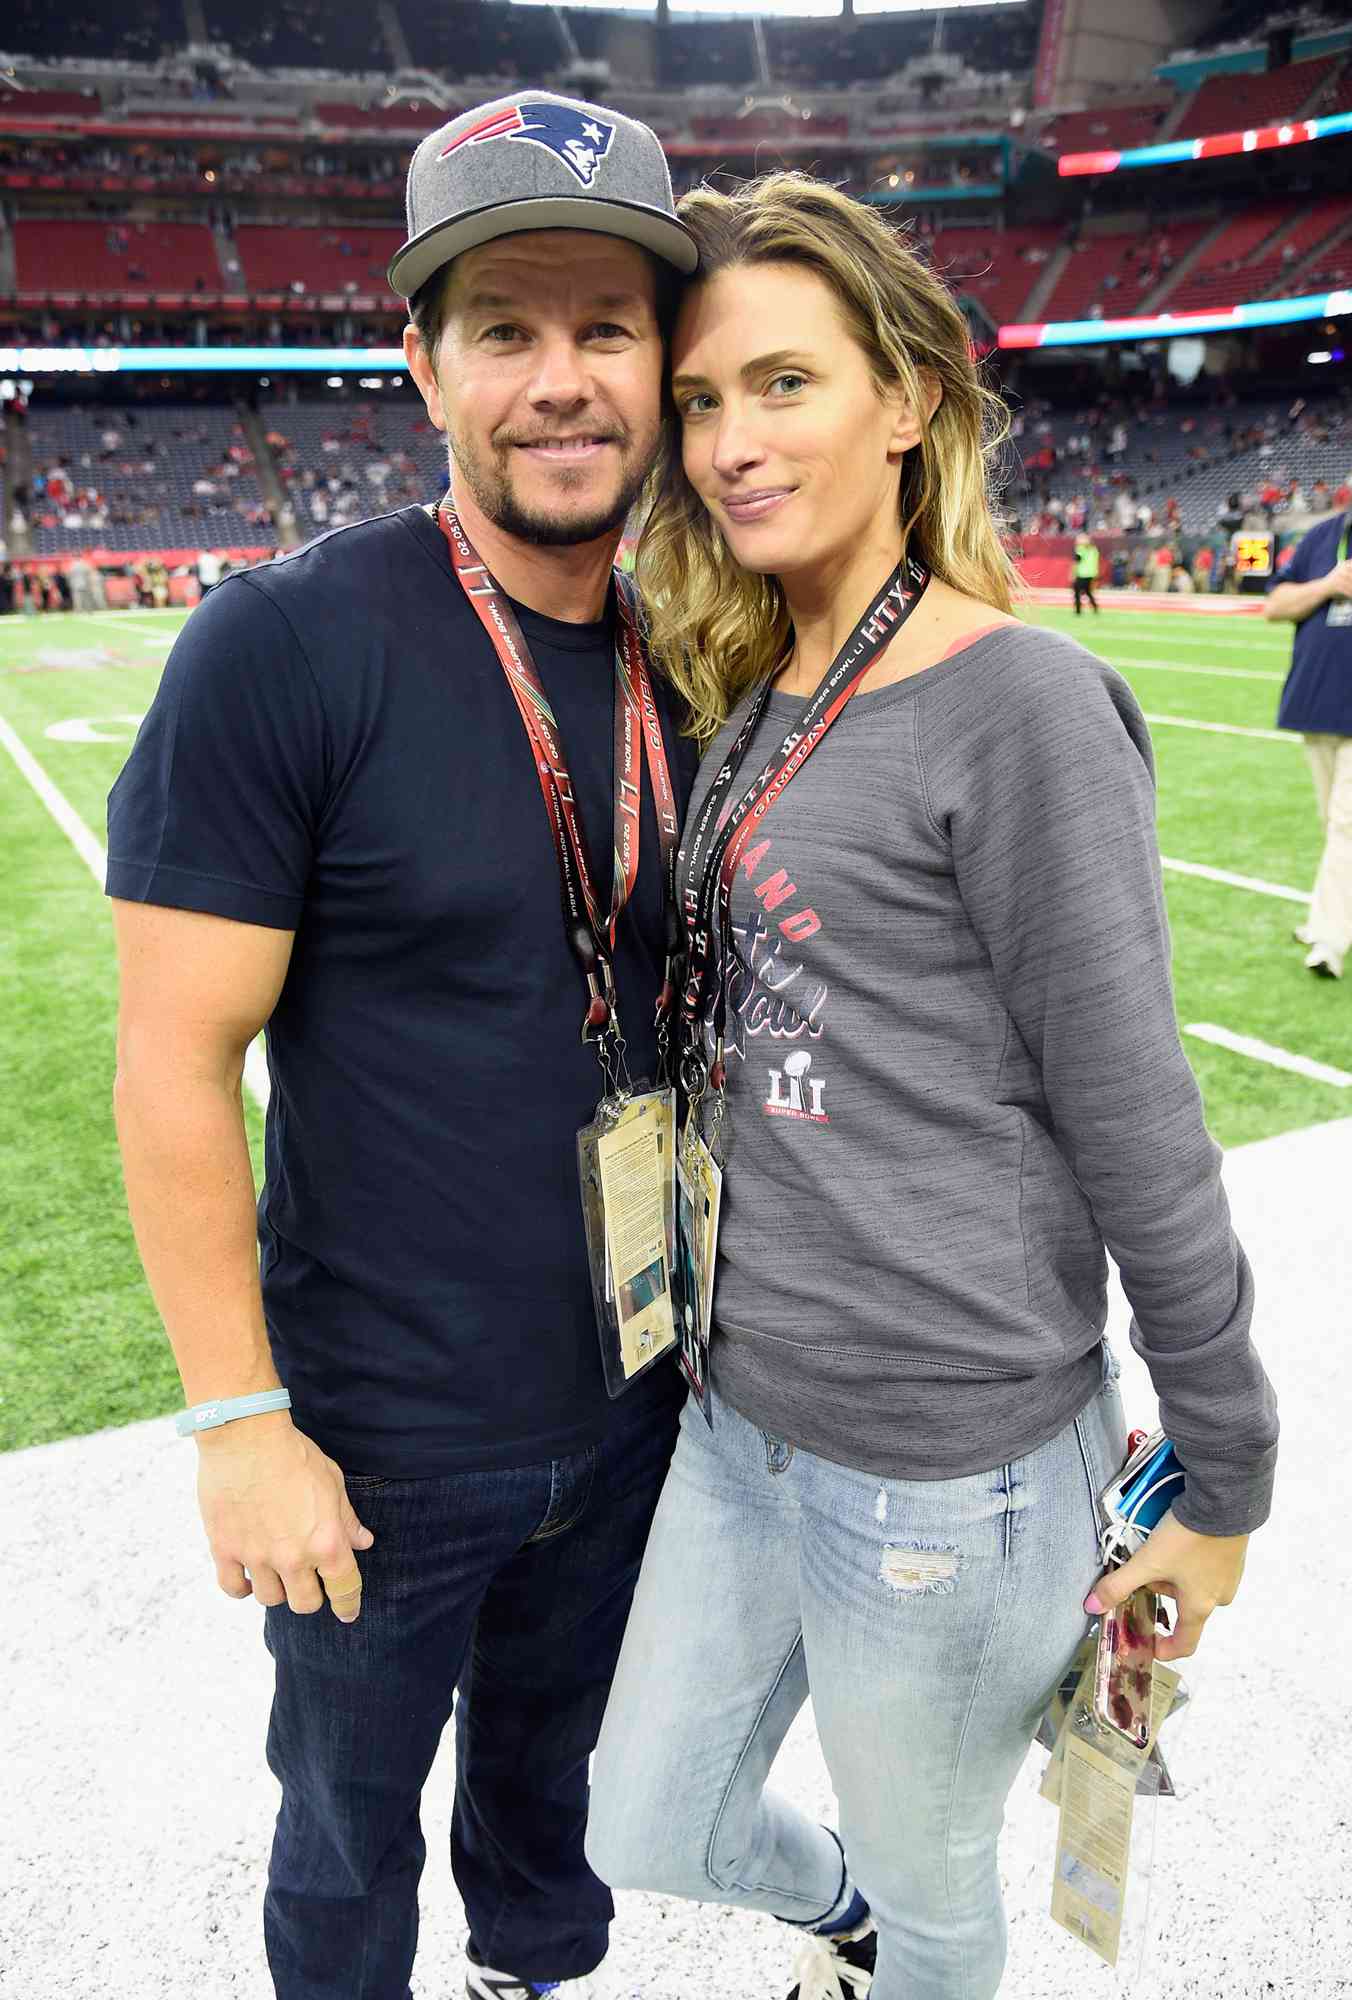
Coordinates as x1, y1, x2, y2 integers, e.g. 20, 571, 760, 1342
0, 599, 1345, 1453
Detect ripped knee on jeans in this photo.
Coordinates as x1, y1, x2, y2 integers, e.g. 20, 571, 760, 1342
878, 1542, 961, 1596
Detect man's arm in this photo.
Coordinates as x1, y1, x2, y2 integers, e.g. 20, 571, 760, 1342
112, 898, 289, 1406
1263, 555, 1352, 623
112, 899, 374, 1622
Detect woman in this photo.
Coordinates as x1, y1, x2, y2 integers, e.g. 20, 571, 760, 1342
584, 176, 1277, 2000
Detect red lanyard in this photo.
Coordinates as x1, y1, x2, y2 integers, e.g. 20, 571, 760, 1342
677, 554, 930, 1091
438, 505, 679, 1057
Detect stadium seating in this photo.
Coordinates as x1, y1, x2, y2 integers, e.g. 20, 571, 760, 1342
25, 406, 271, 555
14, 219, 223, 299
263, 401, 444, 531
201, 0, 388, 72
1157, 202, 1307, 313
3, 0, 183, 63
922, 225, 1074, 328
1183, 55, 1339, 132
233, 225, 404, 304
1248, 197, 1352, 298
401, 0, 565, 80
1035, 103, 1170, 157
1014, 394, 1352, 535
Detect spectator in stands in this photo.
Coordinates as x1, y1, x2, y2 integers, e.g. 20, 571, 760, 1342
106, 92, 698, 2000
1264, 501, 1352, 980
589, 170, 1272, 2000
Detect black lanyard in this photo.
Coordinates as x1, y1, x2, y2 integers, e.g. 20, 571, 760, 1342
676, 554, 931, 1092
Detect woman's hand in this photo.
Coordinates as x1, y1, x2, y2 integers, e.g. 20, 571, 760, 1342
1084, 1509, 1249, 1662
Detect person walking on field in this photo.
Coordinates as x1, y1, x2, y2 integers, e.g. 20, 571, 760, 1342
1264, 504, 1352, 979
1071, 529, 1101, 613
106, 93, 698, 2000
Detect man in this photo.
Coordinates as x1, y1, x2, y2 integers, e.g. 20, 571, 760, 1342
107, 93, 698, 2000
195, 545, 224, 598
1071, 529, 1100, 614
1264, 506, 1352, 979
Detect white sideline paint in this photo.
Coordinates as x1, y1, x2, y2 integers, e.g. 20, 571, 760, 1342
1185, 1023, 1352, 1088
0, 710, 270, 1113
1114, 657, 1285, 683
1160, 856, 1310, 905
1141, 713, 1293, 742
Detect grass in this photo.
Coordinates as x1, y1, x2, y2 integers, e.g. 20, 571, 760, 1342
0, 599, 1346, 1453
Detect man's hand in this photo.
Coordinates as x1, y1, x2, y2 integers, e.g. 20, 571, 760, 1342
1326, 556, 1352, 600
196, 1414, 375, 1624
1084, 1509, 1249, 1662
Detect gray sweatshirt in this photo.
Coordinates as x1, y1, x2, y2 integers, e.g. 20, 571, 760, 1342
691, 624, 1277, 1537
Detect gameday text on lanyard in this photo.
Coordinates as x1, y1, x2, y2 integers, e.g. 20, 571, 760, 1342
676, 553, 931, 1105
439, 505, 681, 1089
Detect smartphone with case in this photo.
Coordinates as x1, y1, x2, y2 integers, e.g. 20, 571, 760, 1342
1098, 1430, 1186, 1561
1093, 1585, 1158, 1749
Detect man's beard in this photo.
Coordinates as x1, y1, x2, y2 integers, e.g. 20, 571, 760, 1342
447, 424, 657, 548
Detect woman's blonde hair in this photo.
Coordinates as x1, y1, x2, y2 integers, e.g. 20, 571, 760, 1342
637, 173, 1020, 741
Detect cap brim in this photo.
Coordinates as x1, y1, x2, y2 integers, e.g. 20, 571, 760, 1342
388, 193, 699, 300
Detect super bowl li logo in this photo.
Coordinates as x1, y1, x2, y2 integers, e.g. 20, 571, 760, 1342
764, 1049, 828, 1124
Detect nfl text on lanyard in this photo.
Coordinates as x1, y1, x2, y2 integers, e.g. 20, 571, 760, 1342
438, 505, 682, 1094
676, 553, 931, 1146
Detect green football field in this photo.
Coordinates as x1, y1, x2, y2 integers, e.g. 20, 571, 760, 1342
0, 599, 1346, 1455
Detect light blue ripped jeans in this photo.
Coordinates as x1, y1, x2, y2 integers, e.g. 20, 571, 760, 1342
587, 1347, 1126, 2000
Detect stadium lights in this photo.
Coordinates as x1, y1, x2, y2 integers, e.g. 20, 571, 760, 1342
1307, 351, 1333, 364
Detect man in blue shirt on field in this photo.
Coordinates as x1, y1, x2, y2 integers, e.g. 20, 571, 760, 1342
1264, 507, 1352, 979
106, 94, 698, 2000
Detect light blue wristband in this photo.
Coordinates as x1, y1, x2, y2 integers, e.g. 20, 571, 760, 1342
174, 1388, 292, 1438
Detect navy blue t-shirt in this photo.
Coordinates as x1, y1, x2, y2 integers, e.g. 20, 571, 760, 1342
1273, 510, 1352, 735
107, 504, 696, 1474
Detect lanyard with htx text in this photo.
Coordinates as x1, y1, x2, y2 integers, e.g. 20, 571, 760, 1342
438, 503, 682, 1088
669, 554, 929, 1420
675, 553, 931, 1124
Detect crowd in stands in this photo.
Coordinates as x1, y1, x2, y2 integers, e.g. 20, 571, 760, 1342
0, 137, 407, 196
268, 404, 444, 531
1011, 388, 1352, 545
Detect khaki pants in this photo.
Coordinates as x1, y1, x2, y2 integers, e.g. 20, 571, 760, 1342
1304, 734, 1352, 953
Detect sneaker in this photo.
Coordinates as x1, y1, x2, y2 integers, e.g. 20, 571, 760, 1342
1304, 944, 1345, 979
785, 1918, 877, 2000
465, 1961, 595, 2000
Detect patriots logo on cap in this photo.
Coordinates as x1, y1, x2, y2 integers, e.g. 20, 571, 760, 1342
440, 101, 616, 189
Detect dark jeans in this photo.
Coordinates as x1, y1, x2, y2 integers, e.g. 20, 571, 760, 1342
262, 1392, 681, 1999
1072, 576, 1099, 614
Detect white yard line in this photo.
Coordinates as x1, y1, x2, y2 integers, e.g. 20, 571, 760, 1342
1141, 713, 1294, 741
1160, 856, 1310, 905
1185, 1023, 1352, 1088
0, 710, 270, 1112
1112, 658, 1285, 683
79, 615, 178, 647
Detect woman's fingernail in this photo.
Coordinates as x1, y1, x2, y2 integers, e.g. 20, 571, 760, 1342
1084, 1592, 1104, 1615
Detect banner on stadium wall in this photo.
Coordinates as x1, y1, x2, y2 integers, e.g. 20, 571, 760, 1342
1033, 0, 1068, 109
1000, 284, 1352, 348
1059, 107, 1352, 177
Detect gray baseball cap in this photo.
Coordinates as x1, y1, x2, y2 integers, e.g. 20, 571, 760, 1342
388, 92, 698, 301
